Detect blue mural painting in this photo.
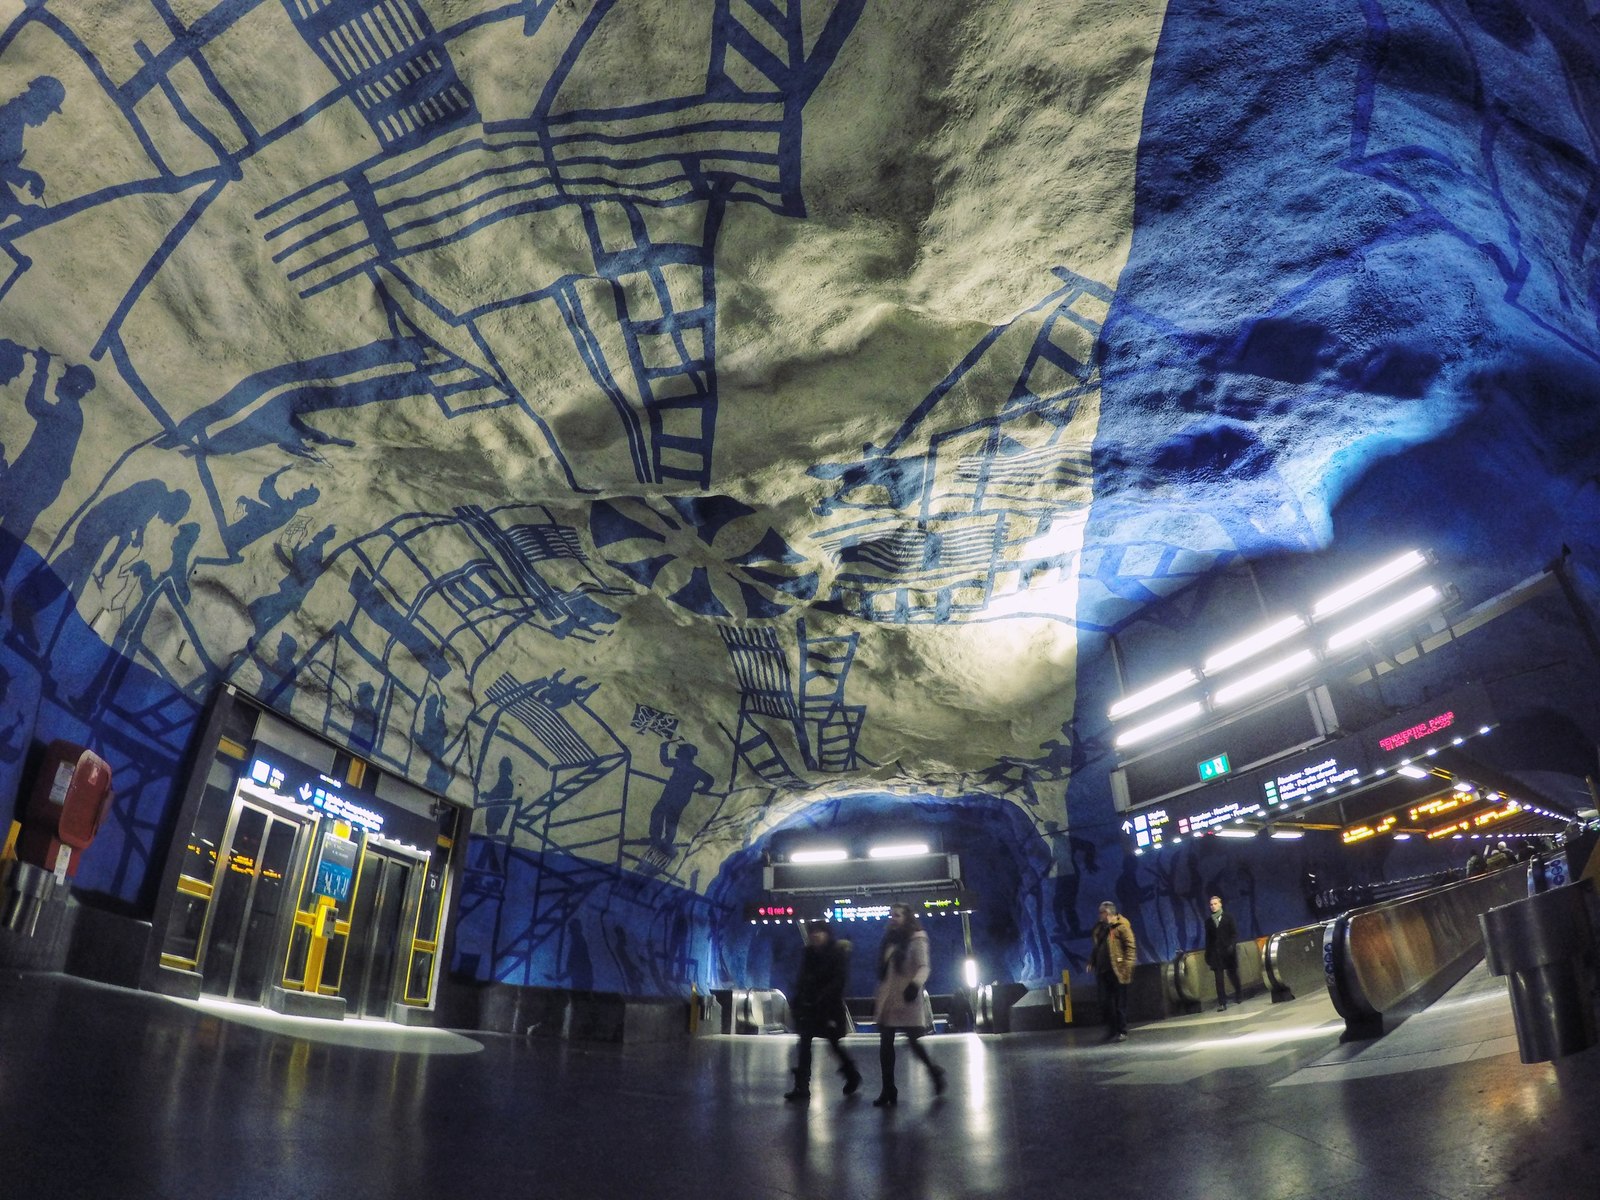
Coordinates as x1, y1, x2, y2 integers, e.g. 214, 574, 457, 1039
808, 268, 1111, 625
0, 0, 870, 992
2, 0, 1597, 1002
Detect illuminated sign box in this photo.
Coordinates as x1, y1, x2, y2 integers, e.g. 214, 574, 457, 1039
1261, 741, 1368, 809
1114, 687, 1336, 812
1124, 797, 1268, 851
766, 853, 959, 894
1362, 682, 1494, 766
249, 754, 386, 834
745, 890, 975, 922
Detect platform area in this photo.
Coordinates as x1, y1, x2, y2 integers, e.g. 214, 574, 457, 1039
2, 963, 1598, 1200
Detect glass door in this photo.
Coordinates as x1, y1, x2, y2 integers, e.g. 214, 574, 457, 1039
199, 801, 303, 1002
337, 848, 415, 1019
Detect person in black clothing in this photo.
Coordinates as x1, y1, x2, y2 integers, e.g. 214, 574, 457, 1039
1204, 894, 1242, 1011
785, 921, 863, 1102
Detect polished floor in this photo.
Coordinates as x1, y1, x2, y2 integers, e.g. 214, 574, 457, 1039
3, 964, 1598, 1200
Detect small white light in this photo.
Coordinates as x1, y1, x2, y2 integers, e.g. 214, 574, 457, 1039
1324, 585, 1442, 652
790, 849, 848, 864
1311, 550, 1428, 621
1211, 649, 1318, 707
1113, 701, 1207, 749
1397, 764, 1429, 779
867, 843, 930, 859
1453, 782, 1474, 793
1109, 669, 1201, 722
1204, 615, 1309, 674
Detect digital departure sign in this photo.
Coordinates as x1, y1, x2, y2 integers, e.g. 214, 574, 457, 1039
745, 891, 975, 922
1363, 682, 1494, 766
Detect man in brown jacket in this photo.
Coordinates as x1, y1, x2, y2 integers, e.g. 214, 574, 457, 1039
1091, 900, 1136, 1042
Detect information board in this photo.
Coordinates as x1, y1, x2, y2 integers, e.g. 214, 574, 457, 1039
1362, 682, 1495, 767
1260, 741, 1369, 811
746, 890, 975, 922
1115, 688, 1332, 810
313, 833, 358, 901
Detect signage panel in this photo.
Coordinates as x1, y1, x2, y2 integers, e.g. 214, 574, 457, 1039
1261, 740, 1369, 810
313, 832, 358, 901
745, 890, 975, 922
248, 743, 386, 833
1117, 688, 1331, 811
1362, 682, 1494, 767
1122, 794, 1268, 852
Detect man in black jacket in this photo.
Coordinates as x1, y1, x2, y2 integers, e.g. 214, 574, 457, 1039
1204, 895, 1243, 1011
785, 921, 863, 1101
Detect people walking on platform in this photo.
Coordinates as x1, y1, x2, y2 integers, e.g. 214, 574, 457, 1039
872, 903, 945, 1106
785, 921, 862, 1102
1465, 847, 1487, 876
1091, 900, 1136, 1042
1485, 841, 1513, 870
1205, 894, 1243, 1010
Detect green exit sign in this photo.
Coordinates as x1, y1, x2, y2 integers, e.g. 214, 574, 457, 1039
1198, 754, 1231, 781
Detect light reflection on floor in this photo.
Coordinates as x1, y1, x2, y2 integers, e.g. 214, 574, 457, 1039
168, 993, 484, 1054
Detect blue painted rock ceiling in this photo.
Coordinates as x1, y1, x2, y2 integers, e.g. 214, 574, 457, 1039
3, 0, 1600, 966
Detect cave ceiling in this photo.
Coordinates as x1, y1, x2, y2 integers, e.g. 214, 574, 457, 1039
2, 0, 1599, 894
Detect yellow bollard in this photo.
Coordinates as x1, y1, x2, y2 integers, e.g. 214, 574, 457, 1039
1061, 968, 1073, 1024
302, 895, 337, 993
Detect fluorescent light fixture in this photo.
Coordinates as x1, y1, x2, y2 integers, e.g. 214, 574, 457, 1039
1270, 830, 1304, 840
1397, 764, 1429, 779
1324, 585, 1441, 652
1108, 669, 1200, 721
963, 958, 978, 989
1210, 649, 1318, 707
1452, 782, 1474, 793
1311, 550, 1427, 621
790, 848, 848, 864
1204, 615, 1308, 674
1113, 701, 1206, 749
1393, 833, 1412, 841
867, 843, 929, 859
1215, 828, 1257, 839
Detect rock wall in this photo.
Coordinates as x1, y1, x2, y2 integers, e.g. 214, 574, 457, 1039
1, 0, 1598, 990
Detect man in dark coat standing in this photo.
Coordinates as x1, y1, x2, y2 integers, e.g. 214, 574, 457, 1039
1205, 894, 1242, 1010
785, 921, 863, 1101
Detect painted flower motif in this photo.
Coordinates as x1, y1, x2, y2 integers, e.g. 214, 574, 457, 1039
589, 496, 818, 618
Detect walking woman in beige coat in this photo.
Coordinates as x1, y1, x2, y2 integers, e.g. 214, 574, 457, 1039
871, 903, 946, 1106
